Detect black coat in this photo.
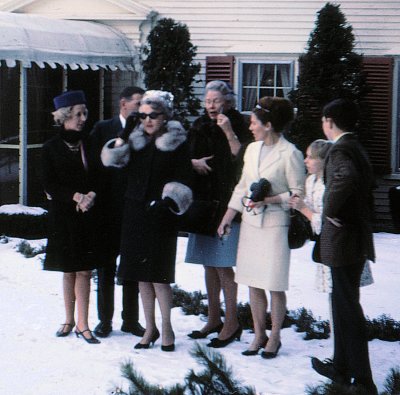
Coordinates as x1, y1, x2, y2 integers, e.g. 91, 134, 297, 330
42, 132, 102, 272
320, 133, 375, 267
187, 109, 252, 224
101, 122, 193, 283
88, 116, 127, 257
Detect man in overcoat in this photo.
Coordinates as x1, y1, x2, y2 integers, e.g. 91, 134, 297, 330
311, 99, 377, 394
89, 86, 145, 338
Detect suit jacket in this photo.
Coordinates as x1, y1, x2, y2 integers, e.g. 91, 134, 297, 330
320, 133, 375, 267
228, 137, 305, 228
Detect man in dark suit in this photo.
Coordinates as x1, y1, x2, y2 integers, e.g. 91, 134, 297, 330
311, 99, 377, 394
90, 86, 145, 338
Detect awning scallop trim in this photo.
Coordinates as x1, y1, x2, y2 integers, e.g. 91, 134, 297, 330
0, 11, 138, 70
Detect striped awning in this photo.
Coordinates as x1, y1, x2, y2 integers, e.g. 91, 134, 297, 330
0, 11, 137, 70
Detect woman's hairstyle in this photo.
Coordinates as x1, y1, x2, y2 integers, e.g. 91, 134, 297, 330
52, 107, 74, 126
205, 80, 236, 108
253, 96, 294, 133
322, 98, 359, 132
140, 90, 174, 119
309, 139, 332, 160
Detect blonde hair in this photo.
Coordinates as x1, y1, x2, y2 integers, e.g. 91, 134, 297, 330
52, 107, 74, 126
309, 139, 332, 160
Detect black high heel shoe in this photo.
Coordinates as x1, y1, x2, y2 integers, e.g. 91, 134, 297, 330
207, 326, 242, 348
56, 323, 75, 337
261, 341, 281, 359
134, 329, 160, 349
75, 327, 100, 344
241, 336, 269, 356
188, 322, 224, 339
161, 331, 175, 352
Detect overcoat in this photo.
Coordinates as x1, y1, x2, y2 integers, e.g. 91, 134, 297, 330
228, 137, 305, 290
320, 133, 375, 267
101, 121, 193, 283
42, 131, 102, 272
187, 109, 252, 226
88, 116, 127, 257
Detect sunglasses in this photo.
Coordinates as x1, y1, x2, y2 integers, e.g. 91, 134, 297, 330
138, 112, 163, 120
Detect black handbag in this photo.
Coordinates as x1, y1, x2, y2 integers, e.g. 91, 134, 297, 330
178, 200, 221, 236
288, 209, 313, 249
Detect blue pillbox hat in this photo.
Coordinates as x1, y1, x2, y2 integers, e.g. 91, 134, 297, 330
53, 90, 86, 110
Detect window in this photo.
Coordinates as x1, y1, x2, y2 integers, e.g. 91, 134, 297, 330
238, 61, 294, 112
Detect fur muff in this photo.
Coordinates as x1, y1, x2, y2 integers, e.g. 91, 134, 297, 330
101, 138, 130, 168
162, 182, 193, 215
129, 121, 187, 152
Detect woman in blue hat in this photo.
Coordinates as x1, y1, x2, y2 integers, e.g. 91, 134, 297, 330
42, 90, 101, 344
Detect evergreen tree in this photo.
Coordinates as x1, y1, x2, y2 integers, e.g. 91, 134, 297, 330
288, 2, 369, 151
141, 18, 201, 125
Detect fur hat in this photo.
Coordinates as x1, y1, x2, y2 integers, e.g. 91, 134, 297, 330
53, 90, 86, 110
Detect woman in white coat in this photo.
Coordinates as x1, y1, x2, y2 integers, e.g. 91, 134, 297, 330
218, 97, 305, 358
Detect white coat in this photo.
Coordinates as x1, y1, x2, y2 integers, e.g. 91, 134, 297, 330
229, 137, 305, 290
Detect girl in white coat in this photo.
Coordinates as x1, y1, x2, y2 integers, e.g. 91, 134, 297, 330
218, 97, 305, 358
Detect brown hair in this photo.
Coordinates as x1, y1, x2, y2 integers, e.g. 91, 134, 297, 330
253, 97, 294, 133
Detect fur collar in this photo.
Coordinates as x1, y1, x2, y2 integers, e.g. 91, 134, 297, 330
129, 121, 187, 152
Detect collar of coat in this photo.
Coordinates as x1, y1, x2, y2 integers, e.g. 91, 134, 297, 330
129, 120, 187, 152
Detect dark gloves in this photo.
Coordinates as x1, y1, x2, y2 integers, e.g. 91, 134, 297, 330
147, 197, 179, 231
118, 112, 140, 142
148, 197, 179, 214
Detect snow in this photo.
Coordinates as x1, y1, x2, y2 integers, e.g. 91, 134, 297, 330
0, 233, 399, 395
0, 204, 47, 216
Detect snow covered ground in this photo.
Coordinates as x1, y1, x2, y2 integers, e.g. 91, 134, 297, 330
0, 233, 399, 395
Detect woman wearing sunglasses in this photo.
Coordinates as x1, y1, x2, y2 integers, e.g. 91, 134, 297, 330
101, 90, 193, 352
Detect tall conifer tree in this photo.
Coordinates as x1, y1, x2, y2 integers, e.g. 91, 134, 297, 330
141, 18, 201, 124
288, 3, 369, 151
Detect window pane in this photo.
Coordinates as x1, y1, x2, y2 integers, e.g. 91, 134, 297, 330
27, 147, 46, 206
27, 65, 63, 144
242, 87, 258, 111
260, 64, 275, 87
242, 64, 258, 86
260, 88, 275, 98
276, 64, 291, 87
0, 65, 19, 144
0, 148, 19, 204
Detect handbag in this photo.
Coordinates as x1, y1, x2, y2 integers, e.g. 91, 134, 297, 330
288, 209, 313, 249
178, 200, 221, 236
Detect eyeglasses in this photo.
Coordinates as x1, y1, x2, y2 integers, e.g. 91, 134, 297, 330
138, 112, 163, 120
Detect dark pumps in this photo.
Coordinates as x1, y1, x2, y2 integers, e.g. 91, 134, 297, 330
75, 328, 100, 344
55, 323, 74, 337
188, 322, 224, 339
161, 343, 175, 352
241, 337, 269, 356
134, 329, 160, 349
260, 341, 281, 359
207, 326, 242, 348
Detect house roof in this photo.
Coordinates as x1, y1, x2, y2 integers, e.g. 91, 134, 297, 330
0, 11, 138, 70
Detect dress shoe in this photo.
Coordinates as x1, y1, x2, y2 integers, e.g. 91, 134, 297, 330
261, 341, 281, 359
207, 326, 242, 348
241, 337, 269, 356
94, 321, 112, 338
75, 327, 100, 344
311, 357, 350, 385
351, 379, 378, 395
161, 343, 175, 352
188, 322, 224, 339
56, 323, 74, 337
134, 329, 160, 349
121, 321, 146, 337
